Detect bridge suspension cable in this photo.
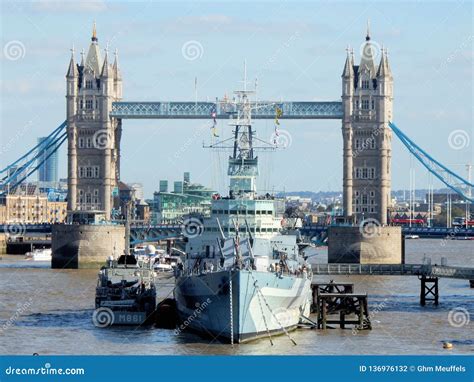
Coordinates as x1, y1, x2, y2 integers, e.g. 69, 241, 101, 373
0, 120, 67, 192
389, 122, 473, 203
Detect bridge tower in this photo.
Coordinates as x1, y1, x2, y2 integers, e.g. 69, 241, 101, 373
341, 25, 393, 225
66, 23, 122, 220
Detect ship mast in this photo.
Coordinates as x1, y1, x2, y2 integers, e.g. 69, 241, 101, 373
205, 63, 277, 200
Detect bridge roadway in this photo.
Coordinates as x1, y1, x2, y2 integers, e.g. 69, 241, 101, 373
311, 263, 474, 280
1, 224, 473, 240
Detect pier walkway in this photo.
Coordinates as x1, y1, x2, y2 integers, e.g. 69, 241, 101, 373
311, 263, 474, 280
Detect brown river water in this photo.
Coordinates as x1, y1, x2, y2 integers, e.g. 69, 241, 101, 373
0, 239, 472, 355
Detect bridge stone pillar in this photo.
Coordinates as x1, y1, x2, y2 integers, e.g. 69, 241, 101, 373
341, 28, 393, 225
329, 26, 400, 265
64, 25, 122, 220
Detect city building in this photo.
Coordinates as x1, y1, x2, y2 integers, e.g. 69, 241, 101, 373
150, 172, 215, 223
0, 194, 67, 224
37, 136, 59, 182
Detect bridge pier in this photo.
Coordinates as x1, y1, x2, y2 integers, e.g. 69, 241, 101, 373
420, 275, 439, 306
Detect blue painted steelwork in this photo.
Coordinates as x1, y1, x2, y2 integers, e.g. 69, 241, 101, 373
389, 122, 474, 203
0, 121, 67, 192
110, 101, 343, 119
299, 224, 474, 238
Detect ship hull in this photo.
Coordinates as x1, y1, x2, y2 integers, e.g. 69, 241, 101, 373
174, 270, 311, 343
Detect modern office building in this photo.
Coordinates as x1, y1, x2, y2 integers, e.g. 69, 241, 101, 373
37, 136, 59, 182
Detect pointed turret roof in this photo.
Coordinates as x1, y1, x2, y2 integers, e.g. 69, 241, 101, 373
377, 49, 392, 78
342, 47, 354, 78
66, 47, 78, 78
359, 19, 377, 76
85, 22, 102, 75
113, 49, 121, 80
101, 48, 112, 77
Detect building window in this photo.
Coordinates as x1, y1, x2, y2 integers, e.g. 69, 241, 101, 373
78, 137, 84, 148
371, 99, 375, 110
94, 189, 99, 196
95, 100, 99, 109
86, 138, 92, 148
361, 99, 370, 110
370, 139, 376, 149
370, 168, 376, 179
361, 80, 370, 89
80, 100, 83, 109
85, 100, 93, 109
85, 80, 93, 89
79, 167, 85, 178
355, 139, 361, 150
362, 194, 368, 205
355, 191, 360, 197
86, 193, 92, 204
370, 191, 375, 197
94, 166, 99, 178
362, 168, 368, 179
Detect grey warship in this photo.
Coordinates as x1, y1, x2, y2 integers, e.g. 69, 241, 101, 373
174, 76, 313, 343
95, 254, 157, 326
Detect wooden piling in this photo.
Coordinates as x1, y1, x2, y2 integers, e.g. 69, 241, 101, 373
317, 293, 371, 331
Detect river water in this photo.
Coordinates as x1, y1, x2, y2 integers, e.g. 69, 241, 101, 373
0, 239, 472, 355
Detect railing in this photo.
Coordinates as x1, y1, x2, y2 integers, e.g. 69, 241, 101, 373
311, 263, 474, 279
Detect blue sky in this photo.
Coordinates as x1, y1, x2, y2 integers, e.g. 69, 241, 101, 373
1, 0, 472, 198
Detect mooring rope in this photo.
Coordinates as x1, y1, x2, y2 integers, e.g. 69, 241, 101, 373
249, 271, 297, 346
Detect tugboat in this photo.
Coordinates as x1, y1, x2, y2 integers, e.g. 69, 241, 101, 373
174, 72, 313, 344
94, 254, 157, 326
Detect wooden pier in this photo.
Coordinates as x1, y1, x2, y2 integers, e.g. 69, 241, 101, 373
311, 263, 474, 280
311, 263, 474, 306
311, 282, 371, 330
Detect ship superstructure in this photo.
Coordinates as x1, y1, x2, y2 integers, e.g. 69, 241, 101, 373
174, 70, 312, 343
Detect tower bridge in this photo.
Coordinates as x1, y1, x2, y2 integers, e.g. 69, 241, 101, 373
61, 24, 395, 226
1, 24, 473, 267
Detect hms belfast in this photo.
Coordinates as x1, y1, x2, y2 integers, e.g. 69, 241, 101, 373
174, 73, 313, 343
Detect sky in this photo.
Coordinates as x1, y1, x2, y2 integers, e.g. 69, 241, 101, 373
1, 0, 472, 198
